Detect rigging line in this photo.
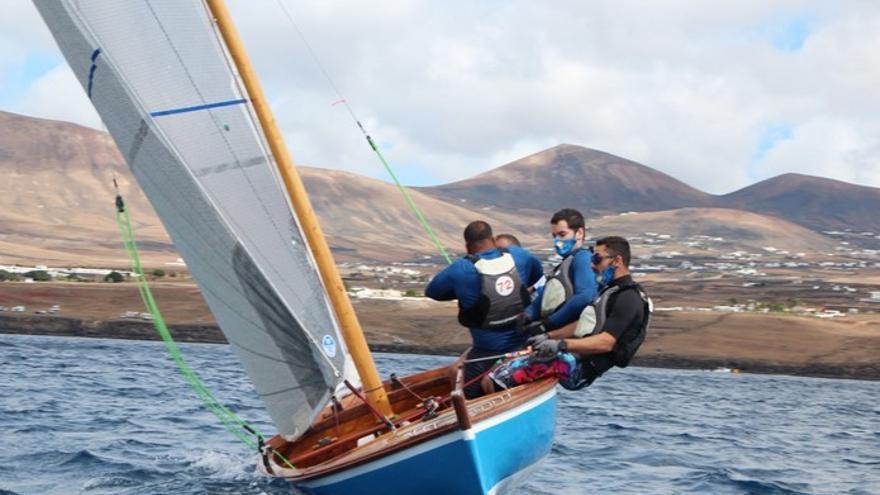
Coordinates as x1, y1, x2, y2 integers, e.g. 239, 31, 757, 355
274, 0, 452, 264
147, 2, 340, 343
463, 349, 533, 364
201, 4, 357, 352
116, 199, 245, 429
344, 380, 395, 430
81, 13, 318, 347
86, 2, 343, 379
112, 190, 296, 470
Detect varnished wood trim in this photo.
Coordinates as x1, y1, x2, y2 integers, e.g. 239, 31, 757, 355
282, 376, 557, 480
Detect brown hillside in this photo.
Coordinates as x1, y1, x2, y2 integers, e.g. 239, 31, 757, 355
0, 111, 168, 267
422, 144, 880, 237
0, 111, 849, 265
720, 173, 880, 235
423, 144, 715, 215
299, 167, 544, 260
588, 208, 839, 253
0, 111, 541, 265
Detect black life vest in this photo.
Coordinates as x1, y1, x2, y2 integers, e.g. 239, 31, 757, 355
458, 250, 530, 330
592, 280, 652, 368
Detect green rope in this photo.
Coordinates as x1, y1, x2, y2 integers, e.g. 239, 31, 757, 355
365, 134, 452, 264
113, 196, 295, 470
274, 0, 452, 264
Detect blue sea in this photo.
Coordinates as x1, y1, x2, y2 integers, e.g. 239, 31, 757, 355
0, 334, 877, 495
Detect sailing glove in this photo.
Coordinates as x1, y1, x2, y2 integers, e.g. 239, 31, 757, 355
532, 339, 567, 362
521, 319, 549, 336
525, 333, 549, 348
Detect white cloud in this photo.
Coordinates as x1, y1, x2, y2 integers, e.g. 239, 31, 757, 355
7, 0, 880, 193
14, 63, 102, 130
761, 117, 880, 186
0, 1, 60, 98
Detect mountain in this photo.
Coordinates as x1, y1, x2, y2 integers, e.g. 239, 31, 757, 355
720, 173, 880, 235
0, 111, 169, 268
0, 110, 870, 265
423, 144, 715, 215
0, 111, 543, 265
298, 167, 545, 260
588, 208, 838, 253
422, 144, 880, 236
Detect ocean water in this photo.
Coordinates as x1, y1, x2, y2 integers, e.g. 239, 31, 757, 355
0, 334, 878, 495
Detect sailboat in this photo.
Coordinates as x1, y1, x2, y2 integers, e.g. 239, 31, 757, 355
34, 1, 558, 493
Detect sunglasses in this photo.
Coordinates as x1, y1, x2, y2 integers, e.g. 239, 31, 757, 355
591, 253, 614, 265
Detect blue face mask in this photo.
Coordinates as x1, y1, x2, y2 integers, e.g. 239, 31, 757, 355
596, 266, 615, 287
554, 237, 577, 257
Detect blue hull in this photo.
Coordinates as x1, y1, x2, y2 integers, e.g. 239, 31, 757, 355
295, 387, 557, 495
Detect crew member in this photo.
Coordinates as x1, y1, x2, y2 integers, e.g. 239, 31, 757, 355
488, 236, 651, 391
425, 221, 544, 398
496, 233, 545, 300
494, 234, 521, 249
521, 208, 597, 335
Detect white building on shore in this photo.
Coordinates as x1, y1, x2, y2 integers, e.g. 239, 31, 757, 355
0, 264, 134, 279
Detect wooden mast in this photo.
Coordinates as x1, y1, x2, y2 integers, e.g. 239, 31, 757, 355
205, 0, 393, 417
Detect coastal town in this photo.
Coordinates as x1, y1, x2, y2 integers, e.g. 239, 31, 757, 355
3, 226, 878, 323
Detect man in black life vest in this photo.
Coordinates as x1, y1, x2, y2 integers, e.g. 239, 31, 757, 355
487, 236, 651, 391
425, 221, 544, 398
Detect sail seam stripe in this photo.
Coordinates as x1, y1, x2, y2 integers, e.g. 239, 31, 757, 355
60, 0, 340, 436
86, 48, 101, 98
138, 0, 342, 382
196, 6, 349, 376
144, 0, 339, 355
149, 98, 247, 117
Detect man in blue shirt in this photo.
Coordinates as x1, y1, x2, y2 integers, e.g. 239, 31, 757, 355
496, 233, 546, 301
425, 220, 544, 398
522, 208, 598, 336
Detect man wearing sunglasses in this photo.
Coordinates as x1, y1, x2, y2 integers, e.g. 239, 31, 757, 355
487, 236, 651, 391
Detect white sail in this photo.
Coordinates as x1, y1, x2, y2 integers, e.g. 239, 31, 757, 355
34, 0, 357, 437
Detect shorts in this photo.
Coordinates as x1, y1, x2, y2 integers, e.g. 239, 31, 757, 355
489, 353, 613, 391
462, 349, 502, 399
489, 352, 578, 389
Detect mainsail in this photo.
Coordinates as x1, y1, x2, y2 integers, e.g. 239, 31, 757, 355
35, 0, 355, 437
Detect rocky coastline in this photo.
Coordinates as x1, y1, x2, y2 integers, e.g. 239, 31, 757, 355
2, 314, 877, 381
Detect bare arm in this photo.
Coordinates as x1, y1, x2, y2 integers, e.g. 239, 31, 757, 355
547, 321, 577, 340
563, 331, 616, 356
559, 289, 641, 356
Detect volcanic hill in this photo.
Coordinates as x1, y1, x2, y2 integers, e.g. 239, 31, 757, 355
1, 110, 873, 265
423, 144, 715, 216
720, 173, 880, 234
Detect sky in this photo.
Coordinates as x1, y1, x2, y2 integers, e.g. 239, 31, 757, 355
2, 1, 879, 194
